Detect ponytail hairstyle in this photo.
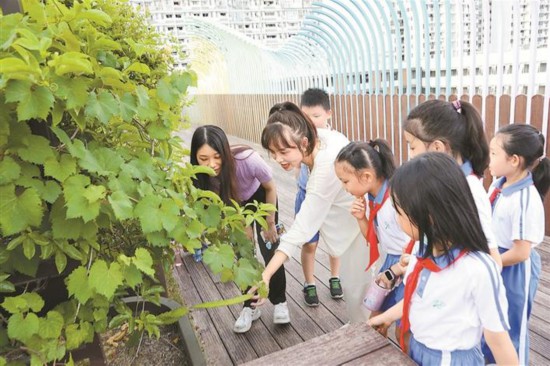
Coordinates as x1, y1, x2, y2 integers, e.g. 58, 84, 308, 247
190, 125, 238, 204
261, 101, 318, 156
497, 124, 550, 198
391, 152, 489, 260
405, 99, 489, 177
335, 140, 396, 180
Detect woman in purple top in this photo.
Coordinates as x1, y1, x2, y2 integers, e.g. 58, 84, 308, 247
190, 125, 289, 333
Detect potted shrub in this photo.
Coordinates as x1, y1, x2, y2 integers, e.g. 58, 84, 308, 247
0, 0, 270, 364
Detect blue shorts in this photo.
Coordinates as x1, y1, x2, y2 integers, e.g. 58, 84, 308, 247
378, 253, 405, 325
294, 186, 319, 244
410, 334, 484, 365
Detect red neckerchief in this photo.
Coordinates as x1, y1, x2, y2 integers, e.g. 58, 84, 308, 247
404, 239, 415, 254
400, 249, 468, 351
489, 187, 501, 207
365, 187, 391, 270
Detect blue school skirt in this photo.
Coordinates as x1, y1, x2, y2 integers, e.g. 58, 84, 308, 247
294, 185, 320, 244
378, 253, 405, 325
482, 247, 541, 365
410, 334, 484, 365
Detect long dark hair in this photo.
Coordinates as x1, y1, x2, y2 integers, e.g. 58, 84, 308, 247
190, 125, 238, 204
405, 100, 489, 177
497, 124, 550, 198
261, 101, 318, 155
391, 152, 489, 260
335, 140, 396, 180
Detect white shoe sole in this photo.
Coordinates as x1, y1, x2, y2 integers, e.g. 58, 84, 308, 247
273, 316, 290, 325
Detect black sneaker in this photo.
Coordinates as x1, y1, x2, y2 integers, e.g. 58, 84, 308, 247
329, 277, 344, 299
303, 284, 319, 307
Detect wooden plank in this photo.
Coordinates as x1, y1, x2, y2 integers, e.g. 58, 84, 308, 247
182, 255, 258, 365
531, 349, 550, 366
240, 323, 388, 366
172, 258, 233, 366
342, 344, 415, 366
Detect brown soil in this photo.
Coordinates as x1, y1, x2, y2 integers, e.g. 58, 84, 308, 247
99, 323, 190, 366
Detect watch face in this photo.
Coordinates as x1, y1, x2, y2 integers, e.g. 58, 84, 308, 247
384, 270, 394, 281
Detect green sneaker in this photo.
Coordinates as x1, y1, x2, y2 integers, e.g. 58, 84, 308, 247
303, 284, 319, 307
329, 277, 344, 299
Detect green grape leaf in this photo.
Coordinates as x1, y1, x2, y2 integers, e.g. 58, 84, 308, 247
7, 313, 39, 342
186, 219, 204, 239
1, 296, 26, 314
85, 91, 118, 125
156, 78, 179, 106
83, 185, 105, 203
125, 62, 151, 75
5, 80, 53, 120
107, 190, 134, 220
134, 195, 163, 233
65, 322, 94, 350
119, 92, 137, 122
160, 199, 179, 232
44, 154, 77, 182
54, 77, 89, 110
39, 311, 64, 339
50, 198, 97, 240
88, 260, 123, 299
133, 248, 154, 276
49, 52, 93, 76
203, 204, 222, 227
233, 258, 259, 291
0, 156, 21, 184
63, 175, 101, 222
123, 263, 142, 288
17, 134, 55, 164
40, 180, 62, 203
21, 292, 44, 312
55, 250, 67, 273
203, 244, 234, 274
78, 146, 123, 176
66, 266, 92, 304
77, 9, 113, 27
0, 185, 43, 236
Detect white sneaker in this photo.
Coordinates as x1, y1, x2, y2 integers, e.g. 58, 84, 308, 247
273, 302, 290, 324
233, 307, 261, 333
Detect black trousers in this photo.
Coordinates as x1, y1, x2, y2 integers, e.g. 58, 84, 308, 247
242, 184, 286, 306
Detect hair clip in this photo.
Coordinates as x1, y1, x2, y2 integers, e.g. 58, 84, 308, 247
451, 100, 462, 113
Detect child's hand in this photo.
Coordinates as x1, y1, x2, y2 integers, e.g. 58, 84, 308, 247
261, 221, 278, 245
377, 272, 394, 290
350, 196, 367, 220
367, 315, 391, 337
399, 253, 411, 269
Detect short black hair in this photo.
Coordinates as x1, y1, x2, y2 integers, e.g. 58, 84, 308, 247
335, 140, 396, 180
300, 88, 331, 111
390, 152, 489, 260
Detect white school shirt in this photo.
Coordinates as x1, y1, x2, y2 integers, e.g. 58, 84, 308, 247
461, 161, 498, 249
366, 181, 411, 256
277, 129, 361, 258
489, 173, 545, 249
405, 248, 510, 351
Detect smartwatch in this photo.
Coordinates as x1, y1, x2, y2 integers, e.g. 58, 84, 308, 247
384, 268, 396, 282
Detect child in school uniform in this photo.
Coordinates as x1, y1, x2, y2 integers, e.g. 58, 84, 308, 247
297, 88, 343, 306
482, 124, 549, 365
334, 140, 412, 340
403, 99, 502, 268
252, 101, 371, 323
368, 152, 518, 366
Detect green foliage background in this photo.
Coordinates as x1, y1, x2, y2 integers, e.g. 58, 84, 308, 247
0, 0, 270, 364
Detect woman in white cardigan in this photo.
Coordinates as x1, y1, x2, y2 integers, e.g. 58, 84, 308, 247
253, 102, 371, 323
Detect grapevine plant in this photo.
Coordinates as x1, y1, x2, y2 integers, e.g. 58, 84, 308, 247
0, 0, 270, 364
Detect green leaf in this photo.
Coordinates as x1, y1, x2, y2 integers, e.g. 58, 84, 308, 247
51, 199, 98, 240
63, 175, 101, 222
119, 92, 137, 122
0, 14, 22, 50
40, 180, 62, 203
0, 57, 35, 74
186, 219, 204, 239
134, 195, 163, 233
54, 77, 89, 110
77, 9, 113, 27
1, 296, 26, 314
88, 260, 123, 299
22, 237, 35, 259
0, 156, 21, 184
5, 80, 54, 121
122, 264, 142, 288
160, 199, 179, 232
78, 145, 123, 176
44, 154, 77, 182
65, 322, 94, 350
234, 258, 259, 291
83, 185, 105, 203
203, 244, 234, 274
156, 78, 179, 106
40, 311, 64, 339
85, 91, 118, 125
203, 204, 222, 227
157, 306, 188, 324
17, 134, 55, 164
66, 266, 92, 303
0, 185, 43, 236
21, 0, 46, 24
49, 52, 93, 76
133, 248, 154, 276
22, 292, 44, 312
55, 250, 67, 273
191, 294, 252, 309
107, 190, 134, 220
7, 312, 39, 342
125, 62, 150, 75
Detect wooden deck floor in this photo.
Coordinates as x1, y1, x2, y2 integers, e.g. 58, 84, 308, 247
173, 130, 550, 365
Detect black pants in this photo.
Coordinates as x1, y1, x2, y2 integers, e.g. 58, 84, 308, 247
242, 184, 286, 307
